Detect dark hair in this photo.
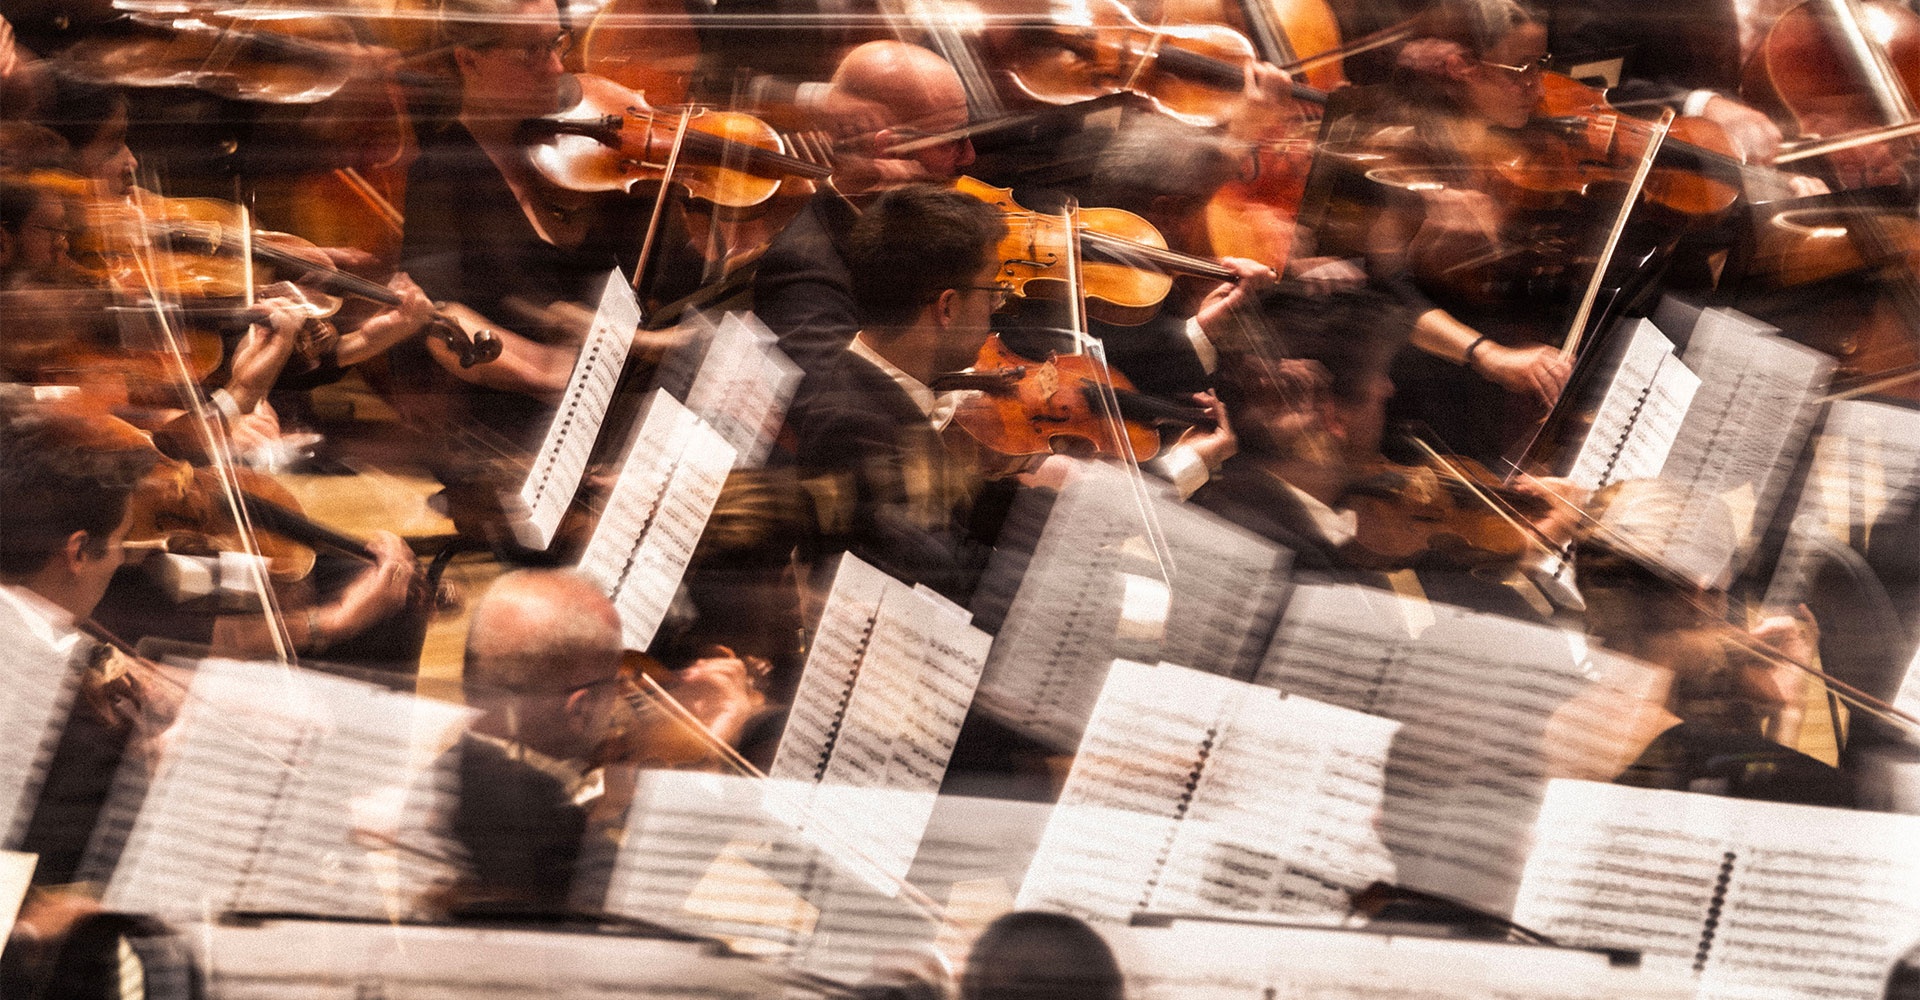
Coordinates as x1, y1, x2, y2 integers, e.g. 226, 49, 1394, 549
1412, 0, 1541, 60
41, 73, 127, 155
0, 181, 44, 237
846, 184, 1006, 329
961, 911, 1124, 1000
0, 402, 158, 579
1216, 283, 1412, 406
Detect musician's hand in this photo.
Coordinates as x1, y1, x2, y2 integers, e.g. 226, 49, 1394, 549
663, 646, 768, 748
228, 398, 281, 454
1513, 474, 1589, 549
334, 272, 434, 367
1179, 390, 1237, 471
320, 530, 416, 648
1700, 94, 1784, 165
1473, 341, 1570, 408
225, 297, 303, 413
1230, 61, 1306, 141
1195, 256, 1278, 339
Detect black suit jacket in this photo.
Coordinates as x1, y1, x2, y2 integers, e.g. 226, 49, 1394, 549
752, 189, 863, 375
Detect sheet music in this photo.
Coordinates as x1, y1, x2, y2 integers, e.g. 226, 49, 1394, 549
766, 554, 991, 886
1255, 584, 1672, 915
1513, 780, 1920, 1000
1108, 920, 1695, 1000
1653, 308, 1834, 586
0, 609, 82, 849
1764, 400, 1920, 608
94, 659, 473, 919
517, 270, 640, 551
1016, 660, 1397, 924
1567, 319, 1700, 491
576, 390, 736, 651
972, 462, 1292, 750
585, 770, 936, 985
682, 312, 801, 469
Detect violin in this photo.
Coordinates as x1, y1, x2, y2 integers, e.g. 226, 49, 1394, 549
930, 333, 1214, 463
1342, 450, 1554, 570
997, 0, 1326, 127
58, 7, 369, 105
955, 175, 1238, 326
518, 74, 832, 212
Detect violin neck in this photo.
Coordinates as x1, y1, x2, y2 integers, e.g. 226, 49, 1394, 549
1080, 229, 1234, 281
242, 490, 378, 564
1151, 44, 1248, 91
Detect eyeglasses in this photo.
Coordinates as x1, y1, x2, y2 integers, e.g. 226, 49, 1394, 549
1480, 53, 1553, 81
961, 282, 1013, 308
479, 29, 572, 65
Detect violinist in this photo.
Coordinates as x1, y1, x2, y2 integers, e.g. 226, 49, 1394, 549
1574, 478, 1856, 806
397, 0, 703, 446
1320, 0, 1577, 464
753, 40, 982, 376
778, 183, 1011, 602
0, 399, 168, 887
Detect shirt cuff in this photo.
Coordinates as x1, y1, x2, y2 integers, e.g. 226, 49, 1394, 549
1682, 89, 1717, 117
1154, 444, 1211, 499
1184, 316, 1218, 375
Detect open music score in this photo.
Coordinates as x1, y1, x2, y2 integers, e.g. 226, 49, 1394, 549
1565, 317, 1701, 492
1512, 780, 1920, 1000
1107, 918, 1694, 999
516, 270, 641, 552
575, 390, 735, 651
1016, 660, 1397, 924
1648, 308, 1835, 587
0, 607, 84, 850
768, 553, 992, 887
680, 312, 801, 469
89, 658, 473, 919
970, 461, 1292, 750
1765, 398, 1920, 608
580, 770, 937, 985
1254, 583, 1673, 915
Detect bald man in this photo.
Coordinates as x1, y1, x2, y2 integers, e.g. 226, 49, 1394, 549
752, 41, 977, 375
447, 569, 624, 912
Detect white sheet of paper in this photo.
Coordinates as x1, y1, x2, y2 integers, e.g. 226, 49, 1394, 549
684, 312, 801, 468
517, 270, 641, 550
575, 390, 736, 651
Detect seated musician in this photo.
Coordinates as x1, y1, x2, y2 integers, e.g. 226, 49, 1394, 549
1196, 283, 1555, 618
397, 0, 702, 447
1314, 0, 1578, 463
1575, 479, 1855, 806
780, 183, 1010, 602
753, 40, 982, 375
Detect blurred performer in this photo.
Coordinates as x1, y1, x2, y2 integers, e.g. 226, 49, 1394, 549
753, 40, 979, 376
1318, 0, 1584, 463
961, 911, 1126, 1000
781, 183, 1007, 600
0, 401, 164, 885
398, 0, 699, 445
1575, 479, 1855, 806
447, 568, 625, 912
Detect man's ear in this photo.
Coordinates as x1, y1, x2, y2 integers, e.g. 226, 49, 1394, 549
1315, 395, 1350, 444
1442, 49, 1478, 84
932, 287, 961, 327
62, 530, 95, 572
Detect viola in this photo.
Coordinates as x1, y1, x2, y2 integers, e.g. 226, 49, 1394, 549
517, 74, 832, 212
955, 176, 1238, 326
930, 333, 1213, 463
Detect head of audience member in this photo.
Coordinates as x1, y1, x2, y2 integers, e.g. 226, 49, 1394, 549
461, 569, 625, 762
42, 75, 134, 197
846, 183, 1008, 384
826, 41, 975, 185
0, 179, 69, 281
1395, 0, 1545, 129
961, 911, 1125, 1000
1213, 284, 1412, 502
441, 0, 571, 126
0, 400, 160, 620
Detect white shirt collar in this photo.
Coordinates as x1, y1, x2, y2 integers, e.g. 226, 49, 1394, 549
1280, 480, 1359, 548
848, 334, 956, 430
0, 583, 83, 658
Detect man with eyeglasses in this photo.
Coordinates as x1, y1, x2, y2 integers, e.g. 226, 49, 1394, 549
775, 184, 1011, 602
396, 0, 703, 449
